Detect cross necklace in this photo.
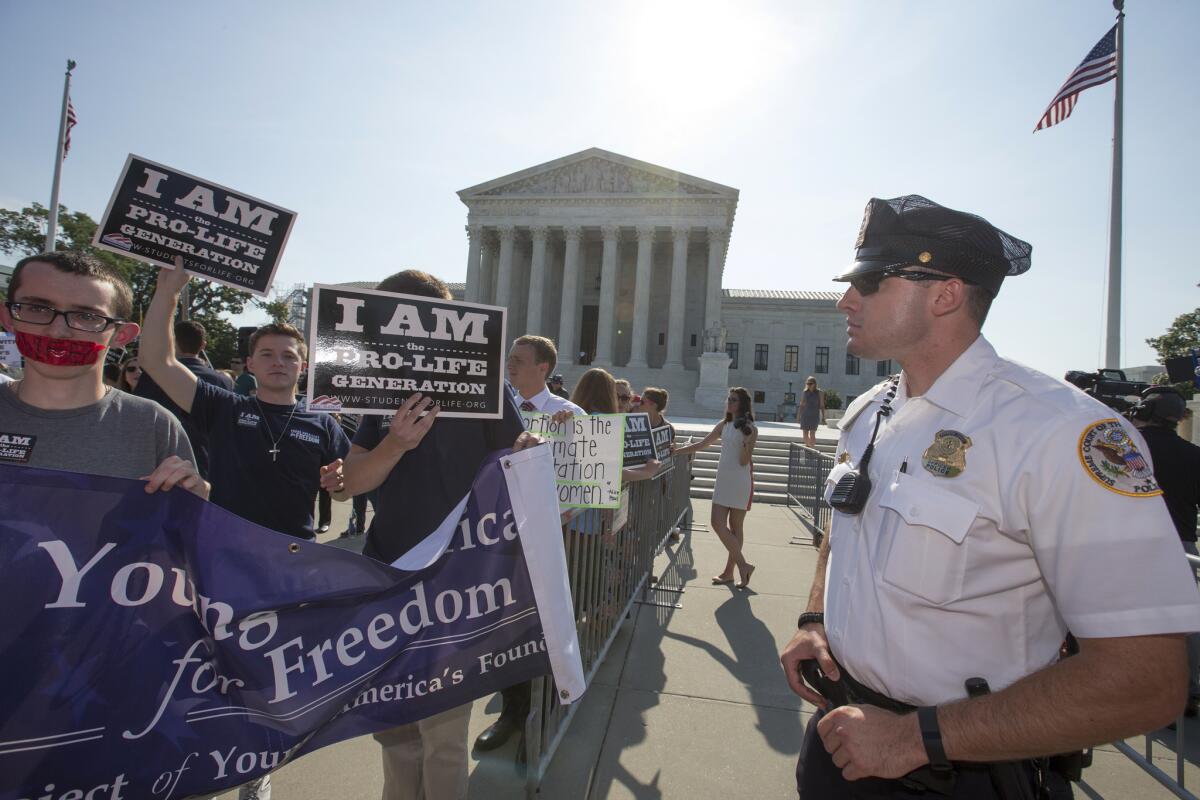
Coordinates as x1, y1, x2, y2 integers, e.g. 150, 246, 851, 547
255, 397, 298, 462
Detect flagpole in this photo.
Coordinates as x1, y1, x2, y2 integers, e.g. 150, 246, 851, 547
45, 59, 76, 253
1104, 3, 1124, 369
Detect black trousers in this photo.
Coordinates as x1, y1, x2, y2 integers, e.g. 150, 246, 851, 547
797, 710, 1036, 800
500, 681, 531, 720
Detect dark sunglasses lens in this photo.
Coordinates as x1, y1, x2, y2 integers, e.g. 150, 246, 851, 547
849, 274, 883, 295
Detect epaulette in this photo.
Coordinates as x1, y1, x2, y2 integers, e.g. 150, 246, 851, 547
838, 376, 897, 432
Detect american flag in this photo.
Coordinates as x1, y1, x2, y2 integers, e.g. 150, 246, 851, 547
1033, 24, 1118, 132
63, 97, 77, 158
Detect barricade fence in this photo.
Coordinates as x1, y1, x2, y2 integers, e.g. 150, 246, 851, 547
786, 442, 834, 544
1110, 550, 1200, 800
524, 453, 693, 795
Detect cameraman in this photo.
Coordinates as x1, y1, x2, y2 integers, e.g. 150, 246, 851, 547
1129, 387, 1200, 715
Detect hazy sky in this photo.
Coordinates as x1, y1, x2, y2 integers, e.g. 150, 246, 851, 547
2, 1, 1196, 378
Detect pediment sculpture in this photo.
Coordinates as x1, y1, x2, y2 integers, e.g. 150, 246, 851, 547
479, 157, 717, 196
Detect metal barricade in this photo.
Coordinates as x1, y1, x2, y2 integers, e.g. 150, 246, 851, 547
1109, 551, 1200, 799
523, 454, 693, 796
786, 442, 834, 545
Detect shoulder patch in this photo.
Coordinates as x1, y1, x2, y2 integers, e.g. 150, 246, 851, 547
1078, 419, 1162, 497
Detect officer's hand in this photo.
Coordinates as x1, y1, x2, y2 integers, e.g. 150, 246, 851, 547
816, 704, 927, 781
779, 623, 839, 709
386, 394, 438, 453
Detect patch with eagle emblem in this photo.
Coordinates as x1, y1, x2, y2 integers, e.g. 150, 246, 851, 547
1078, 419, 1162, 497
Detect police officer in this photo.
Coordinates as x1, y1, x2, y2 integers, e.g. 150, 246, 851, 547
1127, 386, 1200, 716
779, 195, 1200, 798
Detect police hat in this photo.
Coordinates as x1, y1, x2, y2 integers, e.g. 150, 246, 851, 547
836, 195, 1032, 295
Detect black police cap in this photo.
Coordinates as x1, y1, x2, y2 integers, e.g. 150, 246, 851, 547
835, 195, 1032, 295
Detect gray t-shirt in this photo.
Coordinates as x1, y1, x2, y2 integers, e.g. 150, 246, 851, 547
0, 383, 195, 479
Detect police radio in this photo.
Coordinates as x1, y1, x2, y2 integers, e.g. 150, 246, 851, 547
828, 377, 899, 515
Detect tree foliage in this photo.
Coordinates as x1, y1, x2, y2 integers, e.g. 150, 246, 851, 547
1, 203, 274, 367
1146, 308, 1200, 362
822, 388, 843, 410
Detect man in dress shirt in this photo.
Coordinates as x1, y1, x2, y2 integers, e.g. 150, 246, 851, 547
779, 195, 1200, 799
507, 335, 583, 416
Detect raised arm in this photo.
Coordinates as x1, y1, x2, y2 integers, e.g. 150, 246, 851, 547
140, 262, 199, 413
673, 421, 724, 457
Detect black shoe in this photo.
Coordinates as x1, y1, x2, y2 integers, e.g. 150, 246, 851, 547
474, 715, 520, 751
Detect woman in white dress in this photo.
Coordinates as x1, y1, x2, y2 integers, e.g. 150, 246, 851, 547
674, 387, 758, 588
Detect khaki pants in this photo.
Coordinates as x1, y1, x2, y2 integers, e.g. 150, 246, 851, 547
374, 703, 471, 800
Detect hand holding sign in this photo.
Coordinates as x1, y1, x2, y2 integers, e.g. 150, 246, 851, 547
160, 258, 193, 293
319, 458, 346, 493
385, 393, 439, 453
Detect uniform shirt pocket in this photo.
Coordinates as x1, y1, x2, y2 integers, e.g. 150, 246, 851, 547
878, 474, 979, 606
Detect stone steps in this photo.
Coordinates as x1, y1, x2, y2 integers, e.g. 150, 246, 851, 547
681, 434, 835, 504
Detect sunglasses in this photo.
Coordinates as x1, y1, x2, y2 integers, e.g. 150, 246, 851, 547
847, 269, 965, 297
617, 394, 631, 401
124, 365, 142, 373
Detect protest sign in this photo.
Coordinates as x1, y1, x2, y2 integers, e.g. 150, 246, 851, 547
0, 332, 19, 367
0, 448, 582, 798
652, 424, 674, 461
307, 284, 506, 418
622, 412, 654, 466
652, 424, 675, 475
93, 154, 296, 296
522, 412, 624, 508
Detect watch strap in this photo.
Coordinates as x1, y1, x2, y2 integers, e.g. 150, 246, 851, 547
917, 706, 952, 772
797, 611, 825, 629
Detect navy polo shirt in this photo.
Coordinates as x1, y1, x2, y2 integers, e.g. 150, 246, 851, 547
134, 355, 234, 478
355, 392, 526, 563
190, 381, 350, 539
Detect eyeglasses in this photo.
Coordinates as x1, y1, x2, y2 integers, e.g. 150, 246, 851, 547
847, 269, 965, 297
6, 302, 126, 333
617, 394, 631, 401
124, 365, 142, 373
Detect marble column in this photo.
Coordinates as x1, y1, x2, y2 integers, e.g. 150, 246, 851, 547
494, 225, 516, 309
464, 224, 483, 302
479, 236, 497, 305
593, 224, 620, 367
558, 225, 583, 366
664, 226, 690, 368
628, 225, 655, 368
704, 226, 727, 336
525, 225, 549, 335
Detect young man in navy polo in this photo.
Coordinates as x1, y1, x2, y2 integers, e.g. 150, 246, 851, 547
140, 263, 351, 542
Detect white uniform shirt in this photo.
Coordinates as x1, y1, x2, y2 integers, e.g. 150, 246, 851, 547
519, 386, 584, 416
824, 335, 1200, 707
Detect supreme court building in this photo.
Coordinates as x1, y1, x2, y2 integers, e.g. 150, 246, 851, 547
451, 148, 884, 418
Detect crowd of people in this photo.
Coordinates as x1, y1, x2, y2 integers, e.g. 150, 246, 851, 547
4, 185, 1199, 800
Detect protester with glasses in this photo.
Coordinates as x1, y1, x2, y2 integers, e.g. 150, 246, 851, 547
614, 378, 635, 413
674, 386, 758, 589
0, 250, 205, 497
796, 376, 826, 448
779, 195, 1200, 799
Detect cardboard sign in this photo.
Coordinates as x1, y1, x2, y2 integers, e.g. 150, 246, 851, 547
307, 284, 506, 418
622, 413, 654, 466
522, 412, 624, 508
651, 423, 674, 462
93, 154, 296, 296
0, 332, 20, 367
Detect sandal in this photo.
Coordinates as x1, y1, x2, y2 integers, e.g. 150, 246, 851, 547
711, 575, 735, 585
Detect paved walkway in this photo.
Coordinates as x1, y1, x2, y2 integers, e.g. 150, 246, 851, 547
220, 499, 1198, 799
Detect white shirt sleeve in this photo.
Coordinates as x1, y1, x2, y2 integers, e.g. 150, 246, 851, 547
1019, 414, 1200, 638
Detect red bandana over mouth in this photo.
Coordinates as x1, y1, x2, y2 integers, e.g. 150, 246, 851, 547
15, 331, 108, 366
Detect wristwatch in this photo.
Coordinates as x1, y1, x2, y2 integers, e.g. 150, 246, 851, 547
797, 611, 825, 629
917, 706, 952, 772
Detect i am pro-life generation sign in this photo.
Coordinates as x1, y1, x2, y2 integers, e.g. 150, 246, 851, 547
93, 155, 297, 296
307, 285, 507, 419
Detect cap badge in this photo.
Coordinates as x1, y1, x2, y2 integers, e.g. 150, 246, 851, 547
922, 430, 971, 478
918, 251, 932, 264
